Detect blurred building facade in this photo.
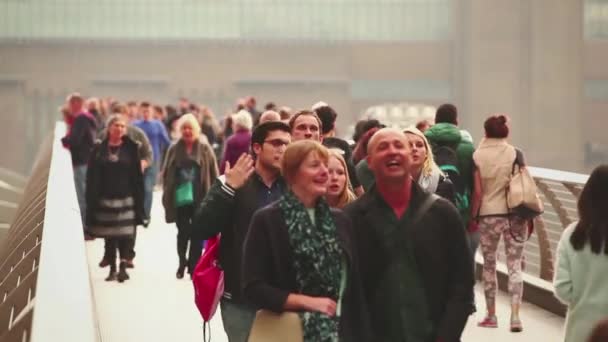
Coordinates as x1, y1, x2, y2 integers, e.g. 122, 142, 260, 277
0, 0, 607, 173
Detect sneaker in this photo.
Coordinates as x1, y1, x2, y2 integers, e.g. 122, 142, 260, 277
510, 318, 523, 333
143, 219, 150, 228
477, 315, 498, 328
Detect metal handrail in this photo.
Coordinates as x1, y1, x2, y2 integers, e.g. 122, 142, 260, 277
0, 122, 99, 342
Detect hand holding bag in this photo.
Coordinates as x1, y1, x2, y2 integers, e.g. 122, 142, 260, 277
248, 310, 304, 342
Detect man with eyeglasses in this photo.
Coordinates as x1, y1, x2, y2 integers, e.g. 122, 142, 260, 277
193, 121, 291, 341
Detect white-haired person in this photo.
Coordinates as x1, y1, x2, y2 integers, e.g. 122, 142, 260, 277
219, 109, 253, 174
162, 113, 219, 279
403, 127, 455, 203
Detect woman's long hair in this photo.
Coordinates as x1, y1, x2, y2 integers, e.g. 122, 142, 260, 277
570, 164, 608, 255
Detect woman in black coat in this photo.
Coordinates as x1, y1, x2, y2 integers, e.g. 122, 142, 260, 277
242, 140, 372, 341
86, 114, 144, 282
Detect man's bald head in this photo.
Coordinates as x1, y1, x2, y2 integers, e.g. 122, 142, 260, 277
367, 128, 408, 155
259, 110, 281, 124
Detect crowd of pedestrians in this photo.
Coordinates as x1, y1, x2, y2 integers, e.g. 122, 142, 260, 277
58, 92, 608, 341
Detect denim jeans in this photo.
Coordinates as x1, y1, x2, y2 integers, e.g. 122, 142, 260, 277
73, 164, 88, 229
143, 160, 159, 221
220, 300, 256, 342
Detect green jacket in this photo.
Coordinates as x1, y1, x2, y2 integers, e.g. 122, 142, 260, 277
425, 123, 475, 221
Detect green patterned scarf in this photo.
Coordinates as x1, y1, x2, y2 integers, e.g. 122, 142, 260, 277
279, 191, 343, 342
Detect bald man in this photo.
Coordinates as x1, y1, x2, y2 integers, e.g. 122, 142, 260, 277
344, 128, 474, 342
258, 110, 281, 124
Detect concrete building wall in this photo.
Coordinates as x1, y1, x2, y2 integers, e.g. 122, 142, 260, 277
1, 3, 606, 174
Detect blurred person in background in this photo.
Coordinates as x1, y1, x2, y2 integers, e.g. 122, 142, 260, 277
162, 114, 219, 279
258, 110, 281, 124
416, 119, 432, 133
179, 97, 190, 115
245, 95, 261, 123
86, 97, 105, 133
127, 101, 139, 122
153, 105, 166, 122
220, 110, 253, 175
201, 105, 220, 147
264, 102, 277, 111
278, 106, 292, 123
133, 101, 171, 227
352, 127, 381, 192
61, 92, 98, 239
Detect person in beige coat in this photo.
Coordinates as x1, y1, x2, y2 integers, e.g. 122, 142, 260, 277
470, 115, 527, 332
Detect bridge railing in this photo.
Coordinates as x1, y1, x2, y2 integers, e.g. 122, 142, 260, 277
479, 166, 588, 316
0, 122, 99, 342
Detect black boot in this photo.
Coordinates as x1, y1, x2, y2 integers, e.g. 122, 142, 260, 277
105, 263, 117, 281
117, 261, 130, 283
176, 259, 186, 279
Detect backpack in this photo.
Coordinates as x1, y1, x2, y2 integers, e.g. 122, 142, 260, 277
432, 144, 470, 217
192, 235, 224, 341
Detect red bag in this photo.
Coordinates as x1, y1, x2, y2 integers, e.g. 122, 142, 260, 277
193, 235, 224, 323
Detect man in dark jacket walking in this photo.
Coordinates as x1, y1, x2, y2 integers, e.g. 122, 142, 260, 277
193, 121, 291, 341
344, 128, 474, 342
61, 93, 97, 237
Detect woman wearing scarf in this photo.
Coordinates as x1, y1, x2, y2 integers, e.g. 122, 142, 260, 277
242, 140, 372, 341
162, 113, 218, 279
326, 149, 356, 209
404, 127, 455, 203
86, 114, 144, 282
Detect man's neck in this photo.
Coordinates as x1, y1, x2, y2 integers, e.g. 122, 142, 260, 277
255, 163, 279, 188
376, 177, 412, 218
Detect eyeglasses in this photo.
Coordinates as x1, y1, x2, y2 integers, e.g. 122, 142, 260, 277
264, 139, 290, 148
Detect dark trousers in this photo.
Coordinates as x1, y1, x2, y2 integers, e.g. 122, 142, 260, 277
104, 228, 136, 261
176, 204, 203, 274
106, 237, 131, 262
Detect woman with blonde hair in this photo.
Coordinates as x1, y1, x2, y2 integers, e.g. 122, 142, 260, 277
242, 140, 372, 341
403, 127, 455, 203
162, 113, 219, 279
326, 149, 356, 209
